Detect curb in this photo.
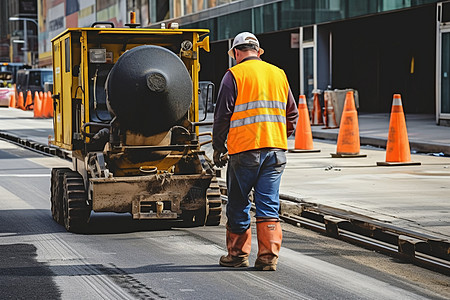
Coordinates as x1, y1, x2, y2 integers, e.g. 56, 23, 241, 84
279, 193, 449, 263
0, 131, 71, 160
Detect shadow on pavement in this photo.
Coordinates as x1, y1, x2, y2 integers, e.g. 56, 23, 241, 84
0, 209, 178, 237
0, 206, 218, 236
0, 244, 61, 298
1, 262, 244, 277
85, 213, 175, 234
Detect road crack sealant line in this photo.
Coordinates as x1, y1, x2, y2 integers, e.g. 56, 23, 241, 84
4, 132, 449, 275
0, 131, 71, 160
217, 180, 450, 276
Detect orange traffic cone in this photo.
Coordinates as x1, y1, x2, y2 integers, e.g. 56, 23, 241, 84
39, 92, 44, 113
289, 95, 320, 153
310, 92, 324, 126
33, 91, 43, 118
9, 92, 16, 108
17, 92, 25, 110
331, 91, 366, 158
323, 91, 338, 129
44, 91, 54, 118
377, 94, 420, 166
42, 92, 48, 117
25, 91, 33, 110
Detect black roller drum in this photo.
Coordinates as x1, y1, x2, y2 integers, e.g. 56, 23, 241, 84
106, 45, 192, 135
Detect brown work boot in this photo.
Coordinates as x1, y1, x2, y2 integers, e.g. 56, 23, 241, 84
255, 218, 282, 271
219, 227, 251, 268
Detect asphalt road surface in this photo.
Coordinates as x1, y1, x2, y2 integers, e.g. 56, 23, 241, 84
0, 139, 449, 300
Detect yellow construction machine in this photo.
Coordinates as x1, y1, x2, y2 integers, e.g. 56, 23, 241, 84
50, 21, 221, 232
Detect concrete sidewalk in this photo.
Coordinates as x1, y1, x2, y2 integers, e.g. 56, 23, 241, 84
1, 107, 449, 242
287, 113, 450, 241
0, 108, 53, 145
282, 140, 450, 240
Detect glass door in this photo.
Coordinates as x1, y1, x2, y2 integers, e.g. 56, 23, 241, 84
303, 46, 314, 102
299, 25, 316, 110
440, 30, 450, 116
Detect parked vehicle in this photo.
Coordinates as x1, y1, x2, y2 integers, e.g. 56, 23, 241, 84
0, 71, 13, 88
16, 68, 53, 101
0, 87, 13, 107
0, 62, 30, 84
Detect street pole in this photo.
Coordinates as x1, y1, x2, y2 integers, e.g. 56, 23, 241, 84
9, 17, 38, 66
23, 19, 28, 65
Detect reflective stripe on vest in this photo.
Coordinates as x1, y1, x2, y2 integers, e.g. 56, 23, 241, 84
227, 59, 289, 154
231, 114, 286, 129
233, 100, 287, 113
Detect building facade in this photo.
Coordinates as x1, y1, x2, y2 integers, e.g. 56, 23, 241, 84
37, 0, 238, 66
35, 0, 450, 125
0, 0, 38, 65
170, 0, 449, 125
38, 0, 131, 66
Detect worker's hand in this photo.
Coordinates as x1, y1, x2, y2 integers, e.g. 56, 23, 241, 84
213, 150, 228, 168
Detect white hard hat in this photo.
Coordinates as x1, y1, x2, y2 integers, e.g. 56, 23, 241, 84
228, 32, 264, 59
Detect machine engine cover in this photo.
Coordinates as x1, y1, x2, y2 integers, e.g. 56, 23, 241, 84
106, 45, 192, 136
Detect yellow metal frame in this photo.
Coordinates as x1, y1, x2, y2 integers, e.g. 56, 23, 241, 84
51, 27, 210, 151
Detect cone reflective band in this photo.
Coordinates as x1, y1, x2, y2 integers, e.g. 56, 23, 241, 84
391, 94, 404, 113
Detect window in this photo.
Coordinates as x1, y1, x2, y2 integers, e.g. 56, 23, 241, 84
29, 71, 41, 86
65, 37, 70, 73
42, 71, 53, 83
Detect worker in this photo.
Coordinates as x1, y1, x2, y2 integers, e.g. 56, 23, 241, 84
213, 32, 299, 271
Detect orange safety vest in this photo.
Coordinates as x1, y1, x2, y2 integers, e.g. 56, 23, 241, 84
227, 59, 289, 155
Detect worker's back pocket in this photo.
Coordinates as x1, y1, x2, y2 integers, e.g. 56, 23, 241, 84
274, 151, 286, 172
236, 151, 260, 168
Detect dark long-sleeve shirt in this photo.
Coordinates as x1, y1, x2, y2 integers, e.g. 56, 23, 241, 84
213, 57, 299, 153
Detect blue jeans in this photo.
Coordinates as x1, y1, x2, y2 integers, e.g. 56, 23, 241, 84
226, 149, 286, 233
